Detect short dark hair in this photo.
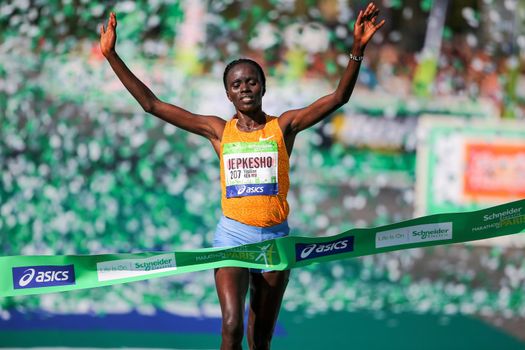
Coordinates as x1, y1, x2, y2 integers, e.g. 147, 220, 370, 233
223, 58, 266, 95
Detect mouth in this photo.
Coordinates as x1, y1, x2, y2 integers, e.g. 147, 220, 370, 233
240, 95, 254, 103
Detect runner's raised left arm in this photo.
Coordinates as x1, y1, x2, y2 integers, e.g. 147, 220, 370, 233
278, 2, 385, 136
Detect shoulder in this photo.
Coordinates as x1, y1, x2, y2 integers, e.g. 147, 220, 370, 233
266, 115, 283, 131
219, 117, 236, 136
275, 110, 297, 137
204, 115, 227, 142
222, 117, 235, 129
266, 115, 280, 125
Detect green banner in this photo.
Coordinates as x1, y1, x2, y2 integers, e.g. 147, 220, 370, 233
2, 199, 525, 297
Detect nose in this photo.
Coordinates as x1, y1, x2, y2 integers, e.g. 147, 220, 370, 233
240, 82, 251, 92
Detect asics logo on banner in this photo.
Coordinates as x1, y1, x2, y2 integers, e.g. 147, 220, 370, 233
295, 237, 354, 262
300, 241, 348, 259
19, 269, 70, 285
237, 185, 264, 195
12, 265, 75, 289
18, 269, 36, 287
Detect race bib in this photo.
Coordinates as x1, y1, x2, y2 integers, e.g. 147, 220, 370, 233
223, 141, 279, 198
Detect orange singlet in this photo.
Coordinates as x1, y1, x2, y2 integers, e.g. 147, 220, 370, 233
220, 115, 290, 227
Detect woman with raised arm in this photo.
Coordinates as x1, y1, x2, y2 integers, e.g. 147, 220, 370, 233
100, 3, 384, 349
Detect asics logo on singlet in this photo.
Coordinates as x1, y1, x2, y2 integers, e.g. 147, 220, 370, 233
237, 185, 247, 195
237, 185, 264, 195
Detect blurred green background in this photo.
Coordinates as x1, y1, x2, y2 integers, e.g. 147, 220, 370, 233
1, 0, 525, 348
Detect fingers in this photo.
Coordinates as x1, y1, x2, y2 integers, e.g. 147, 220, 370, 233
368, 19, 386, 38
110, 12, 117, 28
355, 2, 382, 29
374, 19, 386, 31
355, 10, 363, 26
363, 2, 374, 18
363, 2, 379, 22
100, 12, 116, 37
101, 12, 116, 36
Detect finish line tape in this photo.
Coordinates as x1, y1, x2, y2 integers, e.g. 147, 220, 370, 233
1, 199, 525, 297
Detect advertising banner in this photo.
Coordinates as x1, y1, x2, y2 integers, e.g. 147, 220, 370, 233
2, 199, 524, 297
416, 117, 525, 245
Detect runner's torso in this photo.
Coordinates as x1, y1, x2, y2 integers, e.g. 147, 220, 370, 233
220, 116, 290, 227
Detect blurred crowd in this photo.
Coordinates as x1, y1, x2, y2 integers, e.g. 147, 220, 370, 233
360, 37, 519, 116
1, 0, 524, 117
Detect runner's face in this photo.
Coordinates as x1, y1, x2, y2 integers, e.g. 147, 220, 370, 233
225, 63, 264, 112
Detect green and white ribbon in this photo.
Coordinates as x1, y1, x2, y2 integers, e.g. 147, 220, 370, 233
2, 199, 525, 297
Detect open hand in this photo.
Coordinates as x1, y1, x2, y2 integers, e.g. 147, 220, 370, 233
353, 2, 385, 49
100, 12, 117, 57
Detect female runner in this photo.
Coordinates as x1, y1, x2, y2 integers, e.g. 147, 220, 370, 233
99, 3, 384, 349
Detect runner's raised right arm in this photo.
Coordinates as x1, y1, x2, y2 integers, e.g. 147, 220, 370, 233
99, 12, 225, 147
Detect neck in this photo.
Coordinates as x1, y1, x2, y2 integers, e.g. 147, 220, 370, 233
235, 110, 266, 131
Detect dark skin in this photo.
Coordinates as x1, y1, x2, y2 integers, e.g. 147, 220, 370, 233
100, 3, 384, 349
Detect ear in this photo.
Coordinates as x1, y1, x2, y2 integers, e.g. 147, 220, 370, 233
226, 90, 233, 101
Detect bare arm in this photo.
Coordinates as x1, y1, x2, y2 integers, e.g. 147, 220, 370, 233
99, 13, 225, 144
278, 2, 385, 136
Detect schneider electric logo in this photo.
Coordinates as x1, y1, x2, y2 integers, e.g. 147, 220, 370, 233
295, 236, 354, 262
375, 222, 453, 248
483, 207, 522, 222
12, 265, 76, 289
97, 253, 177, 282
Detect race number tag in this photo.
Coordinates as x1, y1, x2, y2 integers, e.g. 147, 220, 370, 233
223, 141, 279, 198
